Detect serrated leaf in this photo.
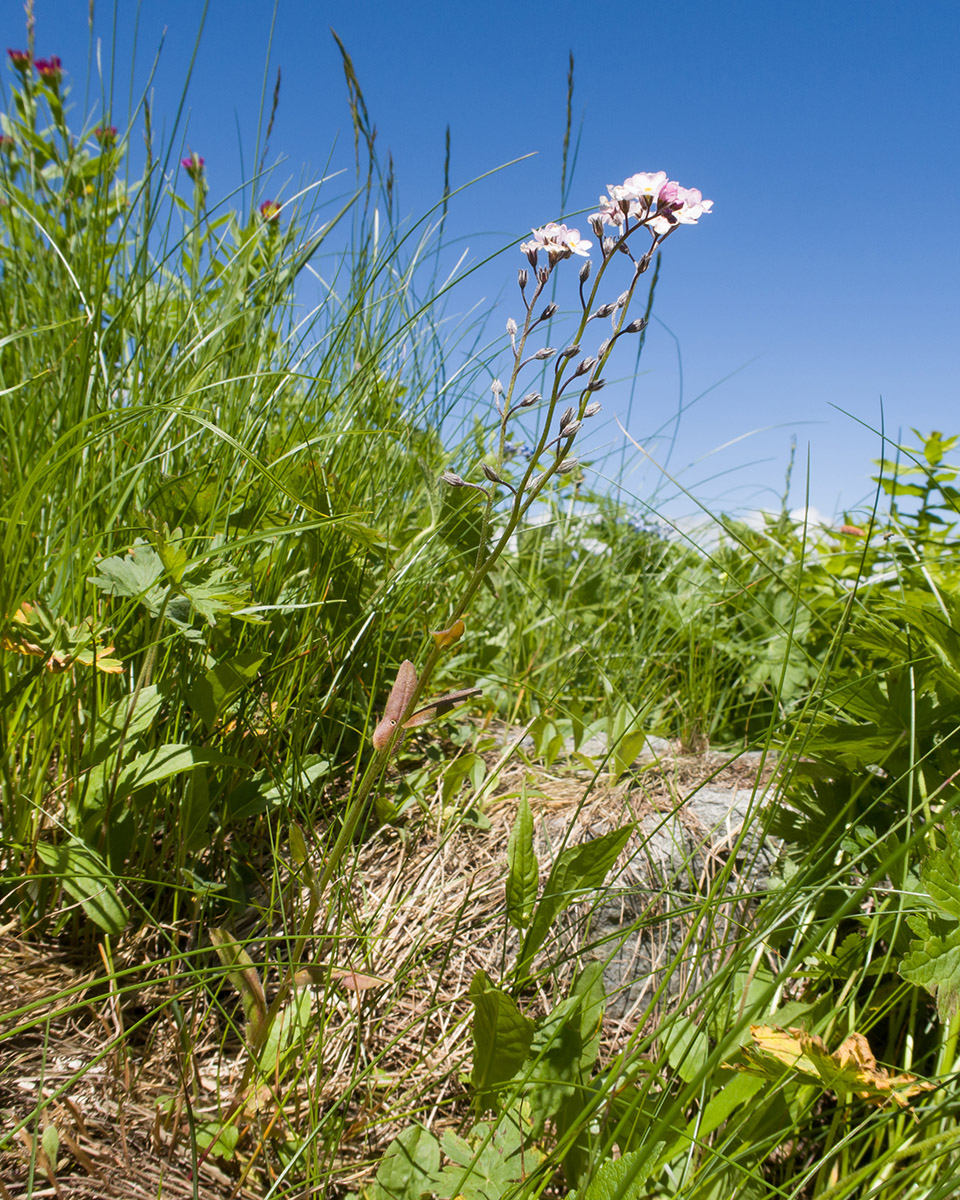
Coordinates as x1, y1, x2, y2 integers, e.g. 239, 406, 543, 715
577, 1144, 662, 1200
35, 839, 129, 935
900, 916, 960, 1020
88, 540, 164, 598
505, 797, 538, 932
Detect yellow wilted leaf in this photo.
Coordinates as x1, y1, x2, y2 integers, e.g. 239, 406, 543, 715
740, 1025, 935, 1110
431, 617, 465, 648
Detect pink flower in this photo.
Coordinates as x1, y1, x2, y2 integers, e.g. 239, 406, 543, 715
181, 152, 205, 182
7, 49, 31, 72
35, 56, 62, 84
520, 222, 592, 266
649, 181, 713, 235
259, 199, 281, 222
94, 125, 117, 146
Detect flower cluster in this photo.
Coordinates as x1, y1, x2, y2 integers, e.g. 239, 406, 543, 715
181, 152, 205, 183
35, 55, 62, 84
94, 125, 118, 146
7, 48, 31, 72
259, 199, 281, 222
520, 222, 592, 268
590, 171, 712, 239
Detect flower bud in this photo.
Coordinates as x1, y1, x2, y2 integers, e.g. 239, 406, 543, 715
591, 303, 616, 319
596, 338, 612, 358
559, 406, 576, 431
579, 258, 592, 281
557, 458, 579, 474
602, 237, 615, 256
539, 302, 558, 322
575, 356, 598, 377
491, 379, 503, 395
506, 317, 517, 336
520, 391, 541, 407
617, 291, 630, 308
537, 267, 550, 285
482, 463, 507, 484
441, 471, 467, 487
625, 317, 647, 333
533, 347, 556, 360
586, 378, 606, 393
590, 215, 603, 239
518, 269, 528, 289
561, 344, 581, 359
559, 419, 582, 438
583, 402, 602, 418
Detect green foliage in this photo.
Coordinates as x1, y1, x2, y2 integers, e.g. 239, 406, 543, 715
901, 816, 960, 1020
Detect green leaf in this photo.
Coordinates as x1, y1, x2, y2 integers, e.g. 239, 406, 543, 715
524, 964, 606, 1132
187, 651, 266, 731
35, 839, 129, 935
115, 742, 247, 802
469, 970, 536, 1104
664, 1012, 711, 1083
434, 1115, 538, 1200
88, 539, 164, 598
209, 927, 267, 1045
505, 797, 538, 932
519, 823, 634, 975
372, 1124, 441, 1200
577, 1144, 662, 1200
900, 915, 960, 1021
900, 818, 960, 1019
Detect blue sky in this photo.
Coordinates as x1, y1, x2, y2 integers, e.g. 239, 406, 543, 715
4, 1, 958, 524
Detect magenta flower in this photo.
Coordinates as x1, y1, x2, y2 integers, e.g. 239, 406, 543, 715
7, 48, 31, 72
259, 199, 281, 222
35, 56, 63, 84
520, 222, 592, 267
181, 152, 205, 182
94, 125, 117, 146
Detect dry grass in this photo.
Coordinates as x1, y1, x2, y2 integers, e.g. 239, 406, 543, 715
0, 745, 775, 1197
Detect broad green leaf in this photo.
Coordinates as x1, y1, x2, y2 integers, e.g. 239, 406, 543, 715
372, 1124, 441, 1200
519, 823, 634, 975
187, 651, 266, 731
115, 742, 247, 802
469, 970, 535, 1103
209, 927, 267, 1045
181, 764, 212, 853
524, 964, 606, 1132
35, 839, 129, 935
664, 1012, 710, 1083
505, 797, 538, 932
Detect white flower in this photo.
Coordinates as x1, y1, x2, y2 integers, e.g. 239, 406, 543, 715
520, 221, 593, 265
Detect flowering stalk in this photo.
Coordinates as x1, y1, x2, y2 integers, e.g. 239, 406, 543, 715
323, 172, 711, 895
